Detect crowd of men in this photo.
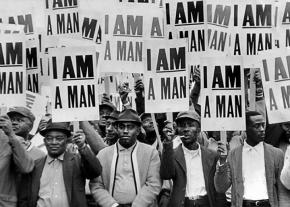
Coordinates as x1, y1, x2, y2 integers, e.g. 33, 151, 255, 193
1, 78, 290, 207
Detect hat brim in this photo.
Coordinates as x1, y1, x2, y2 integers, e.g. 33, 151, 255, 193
99, 103, 115, 111
115, 119, 141, 126
175, 115, 200, 124
103, 115, 118, 120
7, 111, 34, 122
40, 127, 72, 137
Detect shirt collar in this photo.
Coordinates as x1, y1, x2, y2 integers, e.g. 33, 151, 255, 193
243, 141, 264, 152
182, 143, 201, 157
47, 153, 65, 164
152, 139, 158, 149
117, 141, 137, 152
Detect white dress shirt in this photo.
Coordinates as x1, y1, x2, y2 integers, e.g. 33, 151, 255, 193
242, 141, 268, 200
37, 153, 69, 207
280, 145, 290, 189
182, 144, 207, 198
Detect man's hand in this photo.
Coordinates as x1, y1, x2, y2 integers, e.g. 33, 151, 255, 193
118, 82, 131, 105
134, 79, 144, 97
217, 141, 228, 164
162, 124, 175, 142
72, 130, 86, 149
0, 115, 15, 137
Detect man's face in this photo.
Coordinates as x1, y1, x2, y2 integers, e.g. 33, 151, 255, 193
106, 118, 118, 141
142, 116, 155, 133
282, 122, 290, 138
246, 115, 265, 144
117, 121, 140, 148
44, 131, 67, 158
99, 106, 113, 126
9, 113, 33, 138
177, 118, 200, 146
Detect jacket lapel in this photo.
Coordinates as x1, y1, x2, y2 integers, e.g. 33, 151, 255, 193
175, 145, 186, 174
263, 143, 273, 197
31, 156, 47, 205
63, 152, 74, 205
234, 146, 244, 199
201, 147, 214, 190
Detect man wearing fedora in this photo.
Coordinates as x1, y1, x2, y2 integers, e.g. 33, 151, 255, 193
160, 110, 226, 207
90, 109, 161, 207
18, 121, 102, 207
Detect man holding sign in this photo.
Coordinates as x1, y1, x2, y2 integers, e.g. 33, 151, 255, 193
215, 111, 288, 207
18, 121, 102, 207
0, 115, 34, 207
160, 110, 226, 207
90, 109, 161, 207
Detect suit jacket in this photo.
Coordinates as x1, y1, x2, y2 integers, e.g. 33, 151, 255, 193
160, 141, 226, 207
18, 146, 102, 207
214, 142, 288, 207
90, 141, 161, 207
0, 134, 34, 207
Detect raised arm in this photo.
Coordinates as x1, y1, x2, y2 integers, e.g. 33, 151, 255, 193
80, 121, 107, 154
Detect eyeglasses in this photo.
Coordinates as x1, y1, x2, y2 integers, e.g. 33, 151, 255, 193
45, 136, 66, 143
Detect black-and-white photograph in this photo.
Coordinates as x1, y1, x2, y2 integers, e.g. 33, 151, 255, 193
0, 0, 289, 207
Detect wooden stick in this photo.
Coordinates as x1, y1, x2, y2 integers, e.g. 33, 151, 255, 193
220, 131, 227, 156
73, 121, 80, 132
151, 113, 163, 154
166, 112, 173, 124
249, 69, 256, 111
104, 76, 110, 95
0, 106, 7, 116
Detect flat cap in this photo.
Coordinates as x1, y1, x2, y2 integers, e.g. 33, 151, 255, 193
7, 106, 35, 123
175, 110, 200, 124
104, 110, 120, 120
115, 109, 141, 126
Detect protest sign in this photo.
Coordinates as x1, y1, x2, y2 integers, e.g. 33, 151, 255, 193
230, 0, 279, 56
26, 91, 47, 134
39, 35, 59, 86
277, 1, 290, 48
100, 4, 164, 73
48, 46, 99, 122
259, 49, 290, 123
111, 92, 137, 111
45, 0, 81, 38
144, 39, 189, 113
0, 1, 40, 37
80, 9, 103, 45
164, 0, 206, 53
26, 39, 40, 93
0, 23, 24, 34
206, 0, 232, 55
200, 56, 245, 131
116, 0, 162, 7
0, 34, 26, 107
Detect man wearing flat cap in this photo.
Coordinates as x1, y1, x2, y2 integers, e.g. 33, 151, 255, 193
91, 95, 116, 138
7, 106, 45, 160
160, 110, 226, 207
18, 121, 102, 207
0, 113, 34, 207
104, 110, 120, 146
90, 109, 161, 207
